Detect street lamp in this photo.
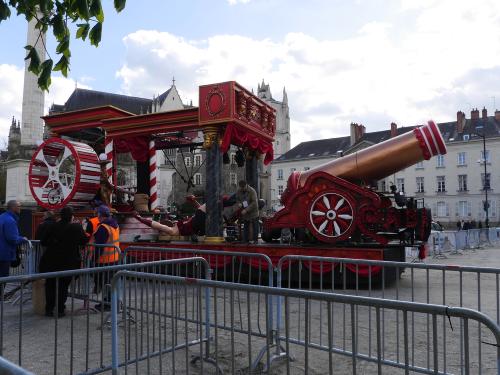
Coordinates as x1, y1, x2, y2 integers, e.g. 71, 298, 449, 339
475, 125, 490, 228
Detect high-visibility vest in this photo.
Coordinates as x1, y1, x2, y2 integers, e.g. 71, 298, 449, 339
96, 223, 120, 264
88, 217, 100, 239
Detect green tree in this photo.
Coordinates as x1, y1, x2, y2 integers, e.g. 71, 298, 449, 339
0, 0, 127, 91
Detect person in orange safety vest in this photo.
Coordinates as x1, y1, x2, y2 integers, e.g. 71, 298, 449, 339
92, 205, 120, 311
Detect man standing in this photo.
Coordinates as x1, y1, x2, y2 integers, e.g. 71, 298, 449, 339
0, 200, 28, 277
39, 206, 88, 317
93, 205, 120, 311
235, 180, 259, 244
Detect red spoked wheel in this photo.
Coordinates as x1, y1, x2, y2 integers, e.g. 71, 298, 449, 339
28, 138, 101, 209
306, 190, 356, 243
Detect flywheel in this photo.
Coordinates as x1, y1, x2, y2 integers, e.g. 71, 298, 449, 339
28, 138, 101, 209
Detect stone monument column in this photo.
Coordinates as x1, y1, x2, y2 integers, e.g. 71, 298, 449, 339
21, 16, 45, 147
203, 126, 224, 243
6, 16, 45, 205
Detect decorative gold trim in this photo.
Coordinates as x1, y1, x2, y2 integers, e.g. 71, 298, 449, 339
203, 126, 219, 149
204, 236, 226, 244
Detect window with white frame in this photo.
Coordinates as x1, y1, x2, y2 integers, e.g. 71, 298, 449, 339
230, 173, 237, 186
481, 173, 491, 190
380, 180, 386, 192
194, 155, 202, 167
184, 157, 191, 167
416, 177, 424, 193
437, 201, 448, 217
278, 185, 284, 195
396, 178, 405, 192
277, 169, 283, 180
436, 155, 445, 167
481, 150, 491, 163
457, 152, 466, 166
458, 175, 468, 192
437, 176, 446, 192
415, 161, 424, 169
194, 173, 202, 185
231, 153, 237, 165
416, 200, 424, 209
458, 201, 470, 217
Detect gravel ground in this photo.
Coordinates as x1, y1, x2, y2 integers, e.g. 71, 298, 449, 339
2, 247, 500, 374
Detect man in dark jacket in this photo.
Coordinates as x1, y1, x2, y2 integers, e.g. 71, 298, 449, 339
0, 200, 28, 277
39, 206, 88, 317
35, 211, 56, 261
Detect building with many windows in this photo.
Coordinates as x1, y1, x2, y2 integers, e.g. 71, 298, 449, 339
271, 109, 500, 227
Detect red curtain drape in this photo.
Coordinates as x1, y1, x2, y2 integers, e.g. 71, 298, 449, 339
221, 123, 274, 165
114, 137, 149, 162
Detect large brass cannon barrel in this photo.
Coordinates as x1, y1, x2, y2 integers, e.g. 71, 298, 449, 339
297, 120, 447, 187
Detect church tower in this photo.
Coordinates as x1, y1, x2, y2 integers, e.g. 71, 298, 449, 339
257, 79, 291, 159
20, 16, 45, 146
256, 80, 291, 206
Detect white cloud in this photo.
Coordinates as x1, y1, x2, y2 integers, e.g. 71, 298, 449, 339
115, 0, 500, 146
0, 64, 24, 147
227, 0, 251, 5
0, 64, 89, 149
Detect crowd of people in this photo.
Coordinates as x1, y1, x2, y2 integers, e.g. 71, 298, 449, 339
456, 219, 484, 230
0, 200, 121, 317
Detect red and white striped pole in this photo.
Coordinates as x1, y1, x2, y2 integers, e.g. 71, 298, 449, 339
149, 139, 158, 210
104, 136, 114, 183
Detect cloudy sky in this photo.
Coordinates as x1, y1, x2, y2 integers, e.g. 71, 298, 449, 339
1, 0, 500, 147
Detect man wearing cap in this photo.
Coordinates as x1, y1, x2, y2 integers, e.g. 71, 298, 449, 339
93, 205, 120, 311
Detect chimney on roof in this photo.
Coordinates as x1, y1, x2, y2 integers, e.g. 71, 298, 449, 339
482, 107, 488, 119
456, 111, 466, 133
495, 110, 500, 122
471, 108, 480, 121
390, 122, 397, 138
350, 122, 362, 146
350, 123, 356, 146
356, 124, 365, 141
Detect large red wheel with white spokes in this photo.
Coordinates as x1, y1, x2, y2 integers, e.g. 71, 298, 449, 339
306, 190, 356, 243
28, 138, 101, 209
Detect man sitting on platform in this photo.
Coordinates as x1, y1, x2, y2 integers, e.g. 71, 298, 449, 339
134, 195, 206, 238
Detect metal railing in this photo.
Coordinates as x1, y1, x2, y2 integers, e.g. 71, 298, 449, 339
0, 257, 209, 375
275, 254, 500, 375
110, 271, 500, 375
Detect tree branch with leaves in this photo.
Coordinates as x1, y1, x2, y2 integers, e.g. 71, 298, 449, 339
0, 0, 126, 91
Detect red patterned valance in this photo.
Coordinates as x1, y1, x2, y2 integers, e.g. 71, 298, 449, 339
221, 123, 274, 165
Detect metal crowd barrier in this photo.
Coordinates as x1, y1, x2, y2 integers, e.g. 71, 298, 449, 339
429, 228, 500, 256
110, 270, 500, 375
275, 255, 500, 375
122, 245, 276, 365
0, 257, 208, 375
0, 356, 34, 375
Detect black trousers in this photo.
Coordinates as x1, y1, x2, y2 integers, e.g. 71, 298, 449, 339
93, 263, 118, 304
45, 277, 73, 313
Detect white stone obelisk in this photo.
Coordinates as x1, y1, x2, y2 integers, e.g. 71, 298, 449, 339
20, 15, 45, 146
6, 16, 45, 205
